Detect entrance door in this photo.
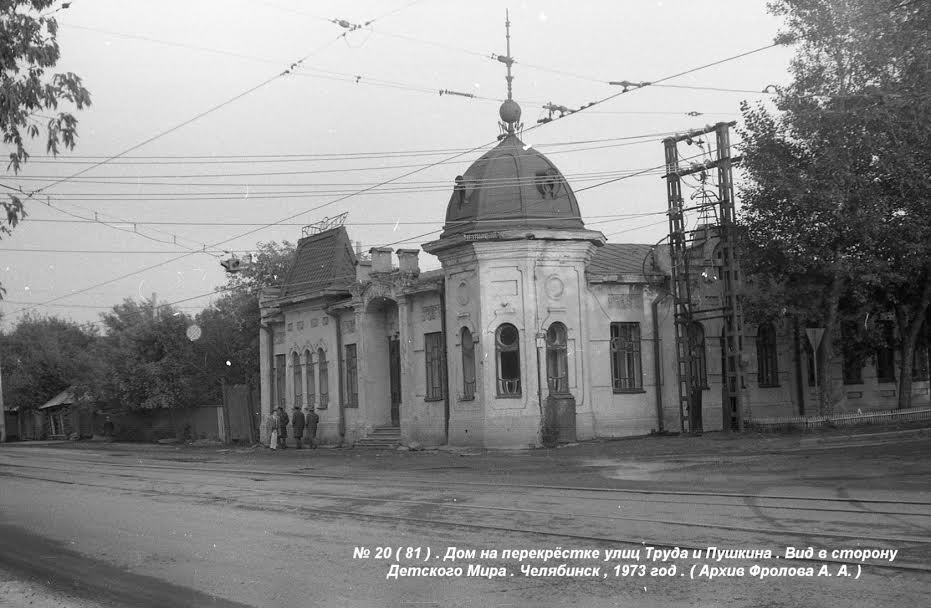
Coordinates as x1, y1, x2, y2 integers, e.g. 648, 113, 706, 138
389, 337, 401, 425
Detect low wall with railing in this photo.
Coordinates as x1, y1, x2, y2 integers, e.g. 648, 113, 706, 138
747, 406, 931, 432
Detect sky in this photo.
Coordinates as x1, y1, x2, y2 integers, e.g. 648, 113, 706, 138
0, 0, 795, 329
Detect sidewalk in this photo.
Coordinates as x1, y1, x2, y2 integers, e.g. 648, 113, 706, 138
6, 418, 928, 466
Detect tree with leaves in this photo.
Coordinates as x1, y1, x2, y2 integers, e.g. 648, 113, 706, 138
94, 299, 201, 411
1, 0, 91, 284
0, 313, 99, 412
739, 0, 931, 412
194, 241, 296, 390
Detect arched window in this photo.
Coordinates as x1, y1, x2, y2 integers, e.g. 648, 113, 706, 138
546, 322, 569, 394
292, 352, 302, 406
304, 349, 315, 407
756, 323, 779, 387
495, 323, 521, 397
688, 322, 708, 389
461, 327, 476, 400
317, 348, 329, 408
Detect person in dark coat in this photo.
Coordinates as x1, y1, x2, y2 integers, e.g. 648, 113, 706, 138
305, 408, 320, 448
277, 406, 289, 449
291, 406, 305, 449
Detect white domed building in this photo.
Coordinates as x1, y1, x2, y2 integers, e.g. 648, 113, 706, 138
257, 92, 697, 449
257, 97, 929, 448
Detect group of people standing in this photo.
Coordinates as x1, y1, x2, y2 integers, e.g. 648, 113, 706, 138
269, 405, 319, 450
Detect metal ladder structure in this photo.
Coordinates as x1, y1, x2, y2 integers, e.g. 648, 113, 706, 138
663, 122, 746, 433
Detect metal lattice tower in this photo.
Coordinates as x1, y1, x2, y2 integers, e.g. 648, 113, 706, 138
663, 121, 746, 433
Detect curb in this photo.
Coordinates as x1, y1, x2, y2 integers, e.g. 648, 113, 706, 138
798, 427, 929, 446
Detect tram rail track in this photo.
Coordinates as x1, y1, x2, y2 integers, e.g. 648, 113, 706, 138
3, 449, 930, 512
1, 459, 928, 575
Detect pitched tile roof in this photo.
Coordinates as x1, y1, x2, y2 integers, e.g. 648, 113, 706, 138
588, 243, 657, 276
280, 226, 357, 299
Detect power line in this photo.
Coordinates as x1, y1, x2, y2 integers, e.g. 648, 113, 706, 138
5, 4, 429, 278
603, 219, 670, 238
8, 168, 671, 196
25, 0, 424, 200
16, 131, 681, 163
0, 299, 205, 310
0, 182, 210, 250
18, 211, 665, 228
0, 212, 667, 254
8, 41, 775, 318
8, 147, 715, 198
8, 133, 681, 178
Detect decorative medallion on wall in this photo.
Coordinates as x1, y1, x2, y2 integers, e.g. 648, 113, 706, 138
422, 304, 440, 322
296, 321, 304, 331
545, 275, 565, 300
456, 280, 470, 306
310, 318, 319, 328
342, 318, 356, 334
322, 317, 329, 325
286, 323, 293, 332
273, 331, 284, 344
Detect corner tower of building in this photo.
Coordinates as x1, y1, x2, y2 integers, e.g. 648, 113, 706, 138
423, 13, 604, 448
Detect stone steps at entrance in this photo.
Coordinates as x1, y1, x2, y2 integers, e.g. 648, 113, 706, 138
355, 425, 401, 448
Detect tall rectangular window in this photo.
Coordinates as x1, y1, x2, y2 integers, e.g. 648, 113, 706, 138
842, 322, 864, 385
317, 348, 329, 409
304, 349, 315, 407
756, 323, 779, 387
610, 323, 642, 391
460, 328, 476, 400
804, 341, 817, 387
292, 352, 302, 406
913, 325, 929, 381
274, 354, 286, 406
876, 321, 896, 383
425, 332, 446, 401
345, 344, 358, 407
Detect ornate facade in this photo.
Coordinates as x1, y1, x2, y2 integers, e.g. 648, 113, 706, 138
258, 102, 930, 448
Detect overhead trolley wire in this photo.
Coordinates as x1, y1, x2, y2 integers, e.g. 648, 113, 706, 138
0, 211, 667, 254
17, 130, 680, 164
6, 41, 776, 319
3, 3, 426, 320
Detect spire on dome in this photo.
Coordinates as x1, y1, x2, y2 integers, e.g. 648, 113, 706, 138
497, 10, 522, 137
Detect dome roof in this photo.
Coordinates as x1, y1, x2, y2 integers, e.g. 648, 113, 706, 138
441, 134, 585, 238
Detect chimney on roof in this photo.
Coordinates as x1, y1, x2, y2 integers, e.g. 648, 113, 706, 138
396, 249, 420, 275
370, 247, 393, 273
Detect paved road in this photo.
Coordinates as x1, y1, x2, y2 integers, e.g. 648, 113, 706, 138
0, 435, 929, 607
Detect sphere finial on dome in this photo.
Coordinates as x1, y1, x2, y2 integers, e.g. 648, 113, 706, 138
499, 99, 521, 125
